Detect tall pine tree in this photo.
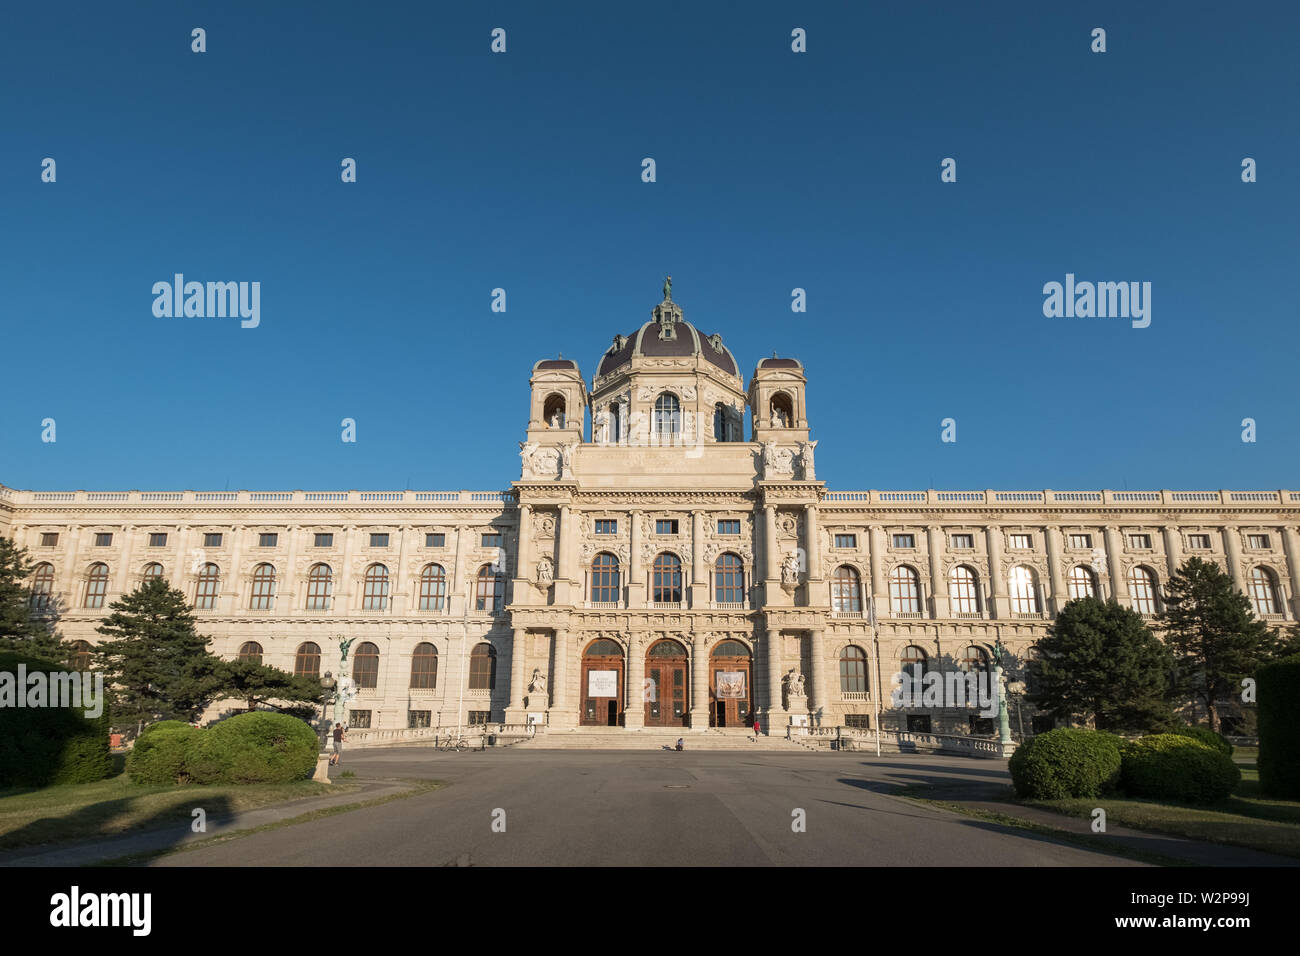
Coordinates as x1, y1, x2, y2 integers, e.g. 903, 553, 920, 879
0, 535, 66, 660
94, 577, 224, 727
1158, 556, 1281, 732
1028, 596, 1175, 732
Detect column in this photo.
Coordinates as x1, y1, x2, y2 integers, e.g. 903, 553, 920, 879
1282, 527, 1300, 619
628, 509, 643, 605
807, 629, 827, 724
282, 523, 300, 613
224, 526, 244, 615
516, 503, 533, 587
690, 631, 710, 728
868, 526, 886, 612
690, 511, 705, 608
506, 626, 529, 722
554, 504, 574, 605
1162, 525, 1182, 579
393, 523, 411, 614
341, 524, 358, 611
113, 524, 135, 595
1045, 526, 1067, 615
985, 526, 1004, 618
625, 631, 645, 729
552, 628, 570, 718
59, 524, 82, 604
764, 628, 784, 723
1104, 526, 1128, 602
764, 505, 779, 580
1222, 526, 1247, 592
926, 526, 947, 618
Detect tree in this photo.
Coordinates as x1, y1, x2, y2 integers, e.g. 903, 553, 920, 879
1158, 556, 1281, 733
1027, 596, 1175, 733
0, 535, 66, 661
216, 659, 324, 714
94, 578, 223, 728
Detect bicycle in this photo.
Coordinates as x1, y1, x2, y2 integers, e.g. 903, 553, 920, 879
435, 733, 468, 752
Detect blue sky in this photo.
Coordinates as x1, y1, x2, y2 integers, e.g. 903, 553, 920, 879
2, 1, 1296, 493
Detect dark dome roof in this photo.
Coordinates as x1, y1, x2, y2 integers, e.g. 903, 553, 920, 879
535, 359, 578, 370
598, 319, 738, 378
757, 357, 801, 370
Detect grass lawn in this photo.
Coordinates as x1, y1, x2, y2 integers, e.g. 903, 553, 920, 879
0, 757, 349, 851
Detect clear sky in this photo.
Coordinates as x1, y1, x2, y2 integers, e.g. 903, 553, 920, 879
2, 1, 1296, 493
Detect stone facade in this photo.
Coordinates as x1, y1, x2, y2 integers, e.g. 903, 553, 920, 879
3, 290, 1297, 735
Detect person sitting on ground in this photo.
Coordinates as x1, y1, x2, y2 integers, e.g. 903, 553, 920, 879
675, 737, 683, 752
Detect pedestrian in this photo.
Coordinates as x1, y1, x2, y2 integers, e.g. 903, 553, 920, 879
330, 722, 345, 765
752, 714, 761, 741
675, 737, 683, 752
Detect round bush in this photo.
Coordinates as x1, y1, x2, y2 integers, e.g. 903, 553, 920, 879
127, 723, 199, 784
1121, 734, 1241, 803
1009, 728, 1123, 799
187, 712, 318, 785
0, 651, 113, 788
1170, 725, 1233, 757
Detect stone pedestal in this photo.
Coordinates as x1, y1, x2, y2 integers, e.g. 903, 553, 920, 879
313, 753, 332, 783
525, 693, 549, 715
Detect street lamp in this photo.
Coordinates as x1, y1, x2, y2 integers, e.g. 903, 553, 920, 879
320, 671, 336, 742
992, 639, 1015, 755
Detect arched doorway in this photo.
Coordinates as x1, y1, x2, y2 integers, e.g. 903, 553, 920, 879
645, 639, 689, 727
710, 640, 752, 728
581, 638, 624, 726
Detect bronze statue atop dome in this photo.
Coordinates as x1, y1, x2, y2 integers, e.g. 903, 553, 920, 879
663, 275, 672, 301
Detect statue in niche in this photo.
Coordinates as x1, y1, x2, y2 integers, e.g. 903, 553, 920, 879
800, 440, 817, 480
784, 667, 806, 700
529, 668, 547, 694
594, 407, 610, 443
536, 555, 554, 584
561, 442, 575, 478
782, 551, 800, 585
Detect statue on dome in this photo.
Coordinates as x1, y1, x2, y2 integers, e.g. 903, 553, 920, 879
663, 275, 672, 301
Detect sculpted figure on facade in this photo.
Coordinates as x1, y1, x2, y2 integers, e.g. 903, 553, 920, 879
594, 407, 610, 444
800, 440, 817, 480
536, 554, 554, 584
529, 668, 547, 694
762, 441, 795, 477
560, 442, 576, 478
781, 551, 801, 585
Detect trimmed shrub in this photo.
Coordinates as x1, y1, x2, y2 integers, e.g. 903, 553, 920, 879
127, 723, 199, 784
1170, 724, 1233, 757
0, 651, 113, 788
1009, 728, 1123, 799
186, 712, 318, 785
1121, 734, 1240, 803
1257, 655, 1300, 799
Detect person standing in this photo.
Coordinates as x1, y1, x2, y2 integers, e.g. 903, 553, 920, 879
330, 722, 346, 765
752, 714, 761, 741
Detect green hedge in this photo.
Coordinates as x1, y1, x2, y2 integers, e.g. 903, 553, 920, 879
1120, 734, 1240, 803
127, 723, 200, 784
1009, 728, 1123, 799
1170, 725, 1233, 756
0, 651, 113, 788
1257, 655, 1300, 799
128, 712, 319, 786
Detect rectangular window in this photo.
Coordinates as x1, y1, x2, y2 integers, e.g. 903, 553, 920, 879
482, 533, 502, 548
259, 533, 278, 547
468, 711, 491, 726
1009, 534, 1032, 549
314, 533, 334, 547
370, 533, 389, 548
407, 710, 432, 729
40, 532, 58, 547
94, 533, 113, 547
595, 519, 618, 535
1248, 534, 1270, 549
717, 519, 740, 536
891, 534, 914, 549
1187, 534, 1211, 550
148, 532, 167, 547
348, 710, 372, 729
834, 534, 857, 549
656, 519, 678, 535
426, 532, 445, 548
1068, 533, 1092, 549
203, 533, 223, 548
1128, 534, 1152, 549
844, 714, 870, 730
950, 533, 974, 549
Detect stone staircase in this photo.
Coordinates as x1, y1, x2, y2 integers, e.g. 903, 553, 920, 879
516, 727, 813, 752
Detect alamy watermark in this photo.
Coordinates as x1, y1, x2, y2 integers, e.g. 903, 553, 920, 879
1042, 273, 1150, 328
152, 274, 260, 328
0, 665, 104, 718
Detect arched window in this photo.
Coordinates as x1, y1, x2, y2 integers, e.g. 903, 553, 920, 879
68, 640, 93, 671
141, 562, 165, 584
1067, 565, 1097, 600
901, 644, 929, 677
1008, 566, 1040, 614
306, 564, 333, 610
712, 639, 751, 658
250, 563, 276, 610
85, 563, 111, 608
590, 552, 620, 603
293, 642, 321, 678
961, 645, 991, 673
1128, 566, 1158, 615
237, 641, 263, 664
353, 642, 380, 688
609, 403, 622, 443
714, 553, 744, 603
585, 638, 624, 657
840, 645, 868, 694
831, 565, 862, 613
419, 564, 447, 611
1249, 566, 1280, 616
770, 392, 793, 428
194, 563, 220, 609
714, 402, 727, 442
889, 565, 921, 614
475, 565, 504, 612
543, 393, 566, 428
948, 565, 980, 614
29, 562, 55, 610
652, 552, 683, 603
653, 393, 680, 442
411, 642, 438, 689
362, 564, 390, 610
469, 643, 496, 690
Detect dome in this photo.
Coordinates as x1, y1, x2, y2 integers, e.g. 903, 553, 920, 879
597, 291, 738, 378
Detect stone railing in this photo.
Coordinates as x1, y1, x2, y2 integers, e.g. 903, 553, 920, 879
341, 722, 540, 749
794, 725, 1012, 758
820, 489, 1295, 508
9, 489, 517, 506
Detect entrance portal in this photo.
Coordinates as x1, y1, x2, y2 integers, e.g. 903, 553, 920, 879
581, 638, 625, 726
645, 639, 689, 727
709, 639, 752, 728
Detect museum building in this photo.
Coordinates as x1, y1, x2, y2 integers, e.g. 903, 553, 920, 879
2, 285, 1298, 737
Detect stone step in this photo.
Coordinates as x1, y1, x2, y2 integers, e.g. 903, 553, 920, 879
517, 730, 811, 751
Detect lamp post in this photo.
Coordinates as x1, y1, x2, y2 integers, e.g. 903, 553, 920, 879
320, 671, 336, 743
457, 582, 471, 740
992, 638, 1015, 756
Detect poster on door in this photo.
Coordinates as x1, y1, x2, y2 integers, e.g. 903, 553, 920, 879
716, 671, 747, 699
588, 670, 619, 697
